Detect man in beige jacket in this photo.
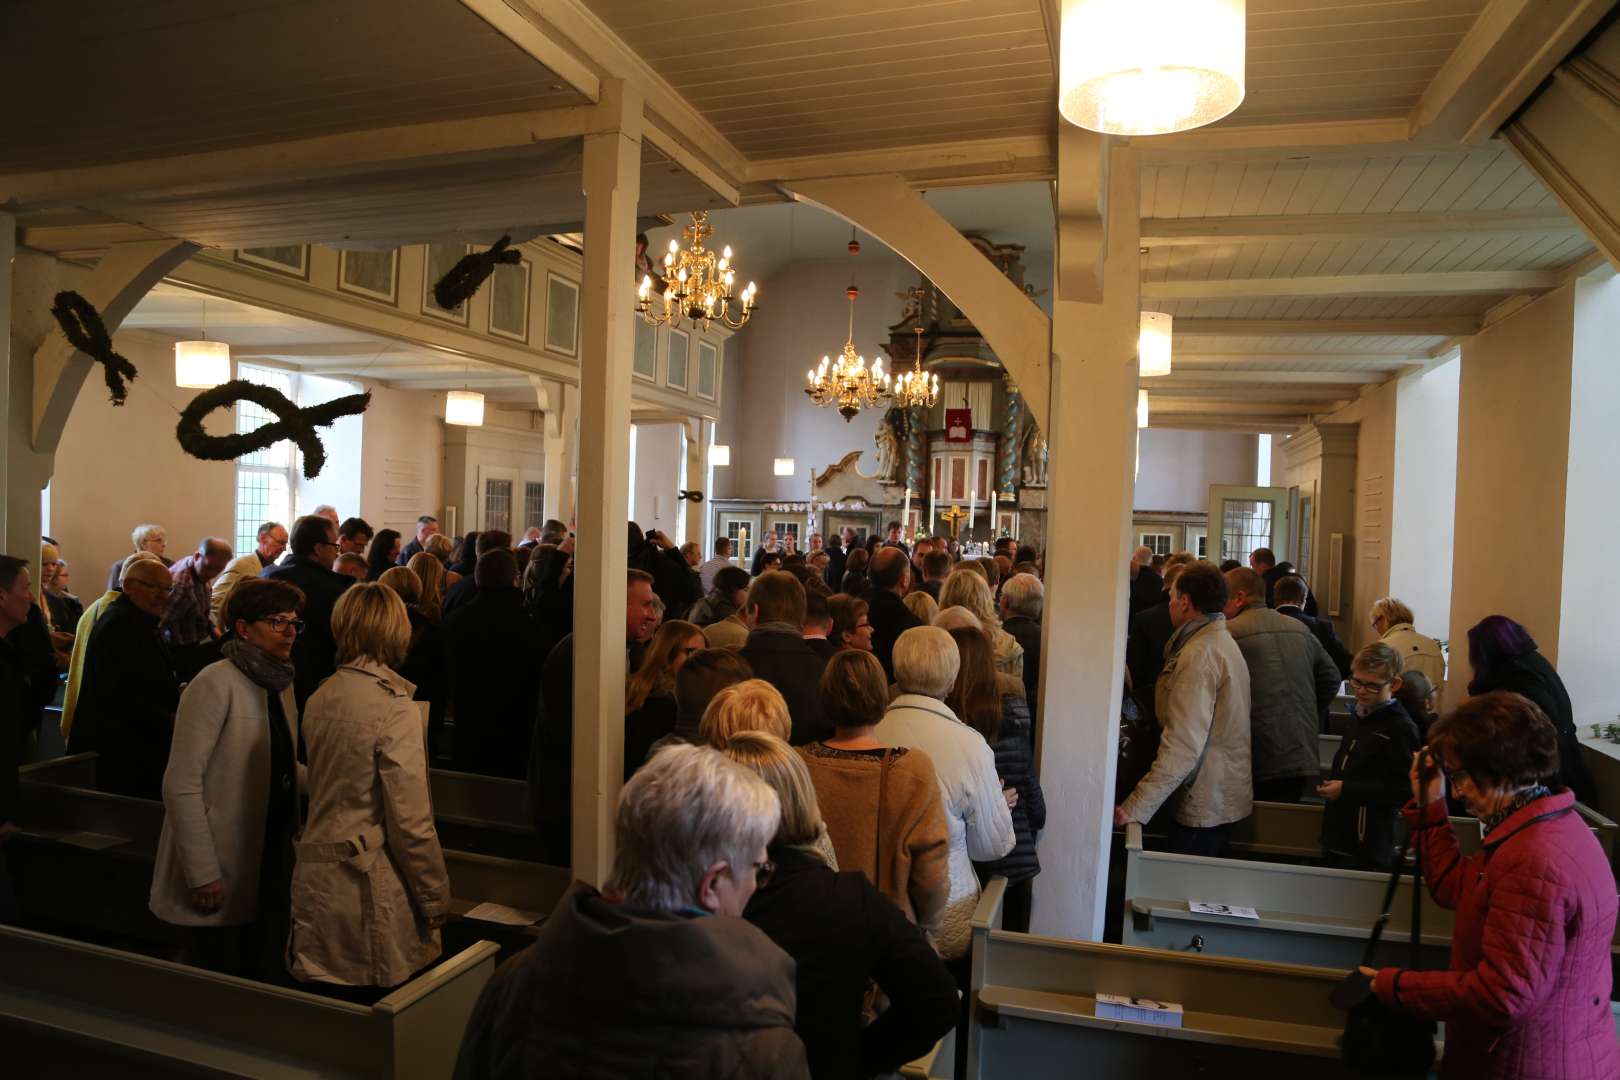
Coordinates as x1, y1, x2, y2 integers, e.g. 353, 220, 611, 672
1115, 562, 1253, 856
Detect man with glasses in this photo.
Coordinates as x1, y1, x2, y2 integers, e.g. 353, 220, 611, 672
264, 515, 354, 707
70, 556, 181, 798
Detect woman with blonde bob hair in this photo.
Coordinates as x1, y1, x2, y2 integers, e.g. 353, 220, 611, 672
938, 568, 1023, 679
287, 583, 451, 996
724, 731, 958, 1079
700, 678, 792, 746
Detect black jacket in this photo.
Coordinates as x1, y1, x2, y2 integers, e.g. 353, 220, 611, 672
263, 557, 354, 707
1128, 566, 1163, 618
823, 541, 848, 592
739, 627, 832, 745
1125, 601, 1176, 715
867, 589, 922, 683
1003, 614, 1042, 708
745, 847, 957, 1080
397, 537, 424, 566
1321, 699, 1421, 869
973, 694, 1046, 884
0, 631, 43, 823
1277, 604, 1352, 679
442, 587, 546, 778
1472, 649, 1597, 806
650, 547, 702, 621
70, 594, 179, 799
442, 574, 479, 616
624, 692, 677, 779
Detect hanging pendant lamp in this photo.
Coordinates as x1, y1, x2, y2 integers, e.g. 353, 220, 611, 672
1138, 312, 1173, 377
175, 295, 231, 388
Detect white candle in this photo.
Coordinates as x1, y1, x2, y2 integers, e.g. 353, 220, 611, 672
968, 486, 976, 535
902, 487, 912, 536
990, 489, 998, 537
929, 485, 937, 534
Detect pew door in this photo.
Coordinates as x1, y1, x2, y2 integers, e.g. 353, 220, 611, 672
1208, 485, 1294, 566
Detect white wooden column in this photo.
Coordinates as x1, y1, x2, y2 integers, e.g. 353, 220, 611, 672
683, 418, 707, 545
571, 81, 643, 884
1031, 141, 1141, 941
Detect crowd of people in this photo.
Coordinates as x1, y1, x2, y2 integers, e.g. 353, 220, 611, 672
0, 510, 1615, 1077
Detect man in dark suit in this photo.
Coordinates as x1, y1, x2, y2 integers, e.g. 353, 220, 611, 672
998, 572, 1044, 708
397, 514, 439, 566
823, 528, 854, 591
739, 572, 831, 744
442, 549, 547, 777
918, 550, 950, 602
265, 514, 353, 707
867, 547, 923, 681
442, 529, 513, 616
1251, 547, 1319, 617
1272, 573, 1351, 679
1128, 546, 1163, 618
72, 556, 180, 798
802, 589, 837, 661
1125, 562, 1187, 730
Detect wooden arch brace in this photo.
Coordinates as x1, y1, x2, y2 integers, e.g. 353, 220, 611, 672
33, 238, 201, 452
784, 175, 1053, 433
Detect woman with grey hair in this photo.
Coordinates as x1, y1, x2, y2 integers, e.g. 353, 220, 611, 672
454, 744, 810, 1079
107, 522, 171, 591
877, 626, 1014, 963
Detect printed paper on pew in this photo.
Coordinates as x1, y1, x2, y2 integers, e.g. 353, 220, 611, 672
463, 902, 541, 926
1189, 901, 1258, 919
1095, 993, 1185, 1028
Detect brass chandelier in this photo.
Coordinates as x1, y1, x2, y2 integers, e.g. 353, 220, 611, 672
637, 211, 757, 332
806, 280, 888, 422
891, 317, 939, 409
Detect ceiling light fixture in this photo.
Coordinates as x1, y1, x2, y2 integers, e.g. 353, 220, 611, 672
805, 230, 889, 421
638, 211, 757, 332
1138, 311, 1173, 376
1137, 389, 1150, 429
445, 389, 485, 427
774, 457, 796, 477
174, 295, 231, 388
1059, 0, 1246, 136
711, 444, 731, 467
891, 288, 940, 410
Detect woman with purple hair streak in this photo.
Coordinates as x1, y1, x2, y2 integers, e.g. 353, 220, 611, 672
1466, 614, 1598, 807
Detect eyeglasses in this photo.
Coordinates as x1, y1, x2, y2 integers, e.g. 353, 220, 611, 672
855, 620, 872, 631
1443, 766, 1471, 790
752, 859, 775, 887
256, 616, 305, 634
1349, 677, 1392, 692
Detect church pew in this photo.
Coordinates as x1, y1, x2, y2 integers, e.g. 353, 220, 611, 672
428, 767, 539, 859
0, 923, 497, 1079
1122, 822, 1454, 970
13, 756, 570, 952
959, 877, 1376, 1079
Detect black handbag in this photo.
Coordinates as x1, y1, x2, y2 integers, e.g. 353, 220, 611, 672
1331, 833, 1438, 1076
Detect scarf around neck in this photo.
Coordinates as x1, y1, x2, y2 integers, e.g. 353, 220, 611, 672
1165, 611, 1220, 660
1482, 785, 1552, 835
223, 638, 296, 693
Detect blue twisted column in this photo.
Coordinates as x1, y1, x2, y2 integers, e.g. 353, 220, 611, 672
998, 385, 1021, 496
906, 404, 927, 496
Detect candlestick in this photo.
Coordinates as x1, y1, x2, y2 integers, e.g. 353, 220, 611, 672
967, 487, 976, 539
902, 487, 912, 536
990, 489, 998, 537
929, 486, 937, 535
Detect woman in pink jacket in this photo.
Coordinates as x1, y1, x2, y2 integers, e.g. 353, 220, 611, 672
1365, 691, 1618, 1078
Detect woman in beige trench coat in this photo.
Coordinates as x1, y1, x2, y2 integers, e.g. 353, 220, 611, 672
287, 582, 451, 992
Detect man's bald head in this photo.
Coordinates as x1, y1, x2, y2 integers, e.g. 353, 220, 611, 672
1223, 566, 1267, 618
122, 557, 174, 617
870, 546, 912, 595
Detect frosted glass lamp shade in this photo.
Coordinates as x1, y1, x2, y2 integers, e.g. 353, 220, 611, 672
1137, 389, 1150, 429
1138, 312, 1173, 377
1060, 0, 1246, 136
174, 340, 230, 388
445, 390, 485, 427
710, 444, 731, 467
773, 457, 796, 476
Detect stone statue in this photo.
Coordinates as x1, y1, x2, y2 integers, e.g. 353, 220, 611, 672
875, 405, 908, 485
1020, 420, 1048, 487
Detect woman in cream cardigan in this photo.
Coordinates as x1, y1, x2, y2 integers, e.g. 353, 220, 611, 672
150, 577, 306, 978
287, 582, 450, 996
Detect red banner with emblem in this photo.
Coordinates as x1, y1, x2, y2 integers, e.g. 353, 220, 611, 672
944, 408, 972, 442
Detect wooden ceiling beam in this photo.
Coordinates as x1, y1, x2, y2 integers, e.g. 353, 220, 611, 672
1145, 370, 1392, 386
1166, 354, 1413, 370
1143, 270, 1557, 301
1140, 208, 1574, 247
1409, 0, 1613, 144
1174, 317, 1478, 337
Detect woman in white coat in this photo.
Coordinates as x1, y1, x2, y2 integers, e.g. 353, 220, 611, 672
149, 577, 305, 978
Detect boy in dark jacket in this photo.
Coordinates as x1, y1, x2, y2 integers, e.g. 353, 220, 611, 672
1317, 643, 1420, 870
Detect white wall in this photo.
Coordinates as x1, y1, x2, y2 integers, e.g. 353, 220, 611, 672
1559, 266, 1620, 727
632, 422, 684, 540
52, 333, 238, 588
296, 373, 364, 521
357, 383, 445, 535
1133, 428, 1258, 512
726, 256, 919, 500
1390, 357, 1460, 641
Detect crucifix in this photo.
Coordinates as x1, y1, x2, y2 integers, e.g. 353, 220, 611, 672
939, 504, 970, 539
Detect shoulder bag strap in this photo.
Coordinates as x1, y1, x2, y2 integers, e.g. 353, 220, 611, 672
1359, 832, 1413, 969
1407, 836, 1424, 970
